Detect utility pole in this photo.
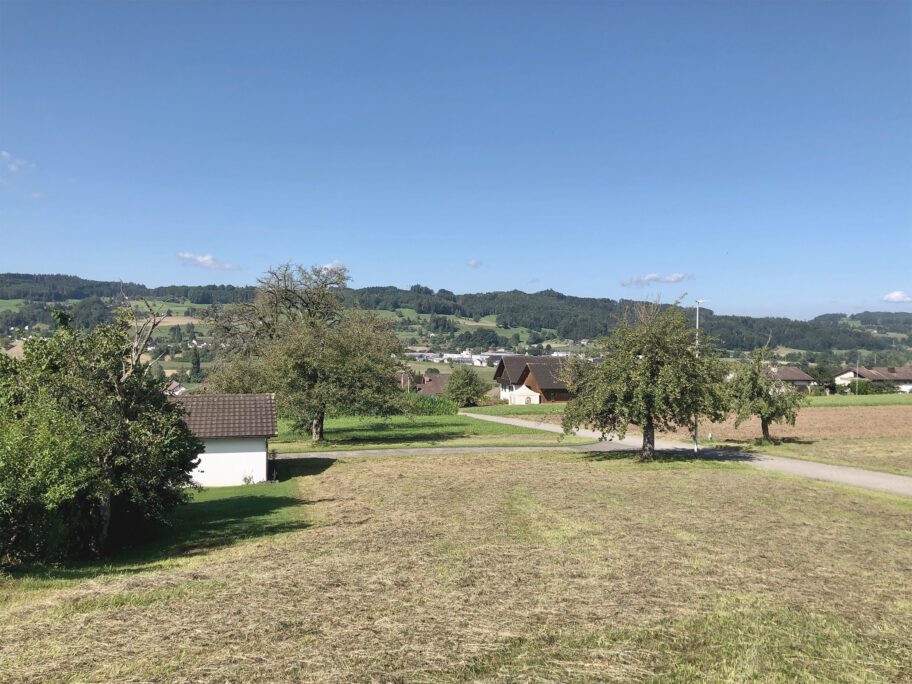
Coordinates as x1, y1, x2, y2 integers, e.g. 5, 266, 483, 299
694, 299, 708, 454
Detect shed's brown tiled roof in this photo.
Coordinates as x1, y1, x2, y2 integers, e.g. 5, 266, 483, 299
175, 393, 277, 439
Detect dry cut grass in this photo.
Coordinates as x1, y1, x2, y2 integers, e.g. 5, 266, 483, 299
1, 452, 910, 682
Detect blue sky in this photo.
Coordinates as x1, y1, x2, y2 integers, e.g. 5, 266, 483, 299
1, 1, 910, 319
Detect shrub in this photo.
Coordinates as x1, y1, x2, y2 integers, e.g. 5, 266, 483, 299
0, 315, 201, 566
445, 367, 490, 408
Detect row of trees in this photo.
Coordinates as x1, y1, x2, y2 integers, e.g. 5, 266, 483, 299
562, 303, 803, 460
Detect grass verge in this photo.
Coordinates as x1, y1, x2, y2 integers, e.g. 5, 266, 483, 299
271, 414, 591, 453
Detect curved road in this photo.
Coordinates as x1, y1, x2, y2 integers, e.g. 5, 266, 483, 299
275, 412, 912, 497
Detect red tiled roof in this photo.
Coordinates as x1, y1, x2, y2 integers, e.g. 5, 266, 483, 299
175, 393, 277, 439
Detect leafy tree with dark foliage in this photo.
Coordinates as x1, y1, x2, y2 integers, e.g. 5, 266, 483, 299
729, 348, 805, 441
562, 303, 729, 461
445, 366, 490, 407
209, 264, 404, 441
0, 310, 201, 565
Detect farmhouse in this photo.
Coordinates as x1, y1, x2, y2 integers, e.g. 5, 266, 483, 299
494, 355, 571, 404
176, 393, 277, 487
834, 366, 912, 390
494, 355, 536, 401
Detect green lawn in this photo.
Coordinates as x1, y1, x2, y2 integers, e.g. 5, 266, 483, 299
464, 403, 567, 417
2, 451, 910, 681
805, 393, 912, 407
406, 361, 497, 382
271, 414, 591, 453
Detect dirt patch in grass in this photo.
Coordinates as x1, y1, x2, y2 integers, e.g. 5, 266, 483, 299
2, 452, 909, 681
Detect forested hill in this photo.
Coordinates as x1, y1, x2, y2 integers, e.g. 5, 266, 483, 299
1, 274, 908, 352
0, 273, 255, 304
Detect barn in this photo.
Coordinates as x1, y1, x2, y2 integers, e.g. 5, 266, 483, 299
176, 393, 278, 487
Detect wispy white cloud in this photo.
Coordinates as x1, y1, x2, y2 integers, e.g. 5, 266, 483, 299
883, 290, 912, 303
176, 252, 240, 270
322, 259, 346, 272
621, 272, 686, 288
467, 258, 481, 268
0, 150, 34, 173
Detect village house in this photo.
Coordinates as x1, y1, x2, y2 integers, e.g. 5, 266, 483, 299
494, 355, 571, 404
834, 366, 912, 392
769, 366, 816, 392
176, 393, 278, 487
415, 372, 449, 396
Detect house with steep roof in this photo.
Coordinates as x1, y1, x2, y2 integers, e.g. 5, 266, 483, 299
494, 355, 571, 404
493, 355, 537, 401
175, 393, 278, 487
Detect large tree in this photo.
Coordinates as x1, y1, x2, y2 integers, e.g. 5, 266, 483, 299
729, 348, 804, 441
209, 264, 404, 441
562, 302, 729, 461
0, 309, 201, 564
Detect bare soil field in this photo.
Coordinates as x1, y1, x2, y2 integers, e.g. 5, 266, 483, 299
540, 406, 912, 441
536, 406, 912, 475
2, 452, 910, 681
671, 406, 912, 442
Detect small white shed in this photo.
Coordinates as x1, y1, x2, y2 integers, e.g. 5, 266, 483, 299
176, 393, 278, 487
509, 384, 541, 405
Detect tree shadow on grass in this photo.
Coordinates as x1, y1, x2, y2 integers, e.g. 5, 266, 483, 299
582, 447, 761, 464
8, 461, 335, 584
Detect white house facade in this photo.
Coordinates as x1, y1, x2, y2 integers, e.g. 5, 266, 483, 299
194, 437, 269, 487
175, 393, 278, 488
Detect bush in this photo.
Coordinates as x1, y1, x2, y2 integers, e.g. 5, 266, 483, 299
0, 315, 201, 566
846, 380, 898, 395
399, 392, 458, 416
445, 366, 490, 407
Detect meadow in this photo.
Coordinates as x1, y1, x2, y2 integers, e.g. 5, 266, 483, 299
271, 414, 593, 453
2, 451, 909, 681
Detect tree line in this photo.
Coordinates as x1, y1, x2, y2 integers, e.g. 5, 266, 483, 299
3, 273, 908, 352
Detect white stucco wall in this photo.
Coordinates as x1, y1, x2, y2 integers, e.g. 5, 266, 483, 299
193, 437, 268, 487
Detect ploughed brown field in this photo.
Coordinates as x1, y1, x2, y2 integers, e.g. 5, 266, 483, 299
535, 405, 912, 476
540, 406, 912, 441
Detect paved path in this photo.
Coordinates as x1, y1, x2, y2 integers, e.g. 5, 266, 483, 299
460, 411, 912, 497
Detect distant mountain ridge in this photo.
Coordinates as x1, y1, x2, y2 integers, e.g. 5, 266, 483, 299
0, 273, 909, 353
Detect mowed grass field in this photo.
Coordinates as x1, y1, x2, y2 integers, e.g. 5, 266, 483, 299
2, 451, 910, 681
271, 414, 593, 453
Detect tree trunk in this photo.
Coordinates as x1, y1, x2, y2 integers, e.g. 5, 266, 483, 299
761, 418, 771, 442
311, 411, 325, 442
94, 491, 112, 556
641, 419, 655, 462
